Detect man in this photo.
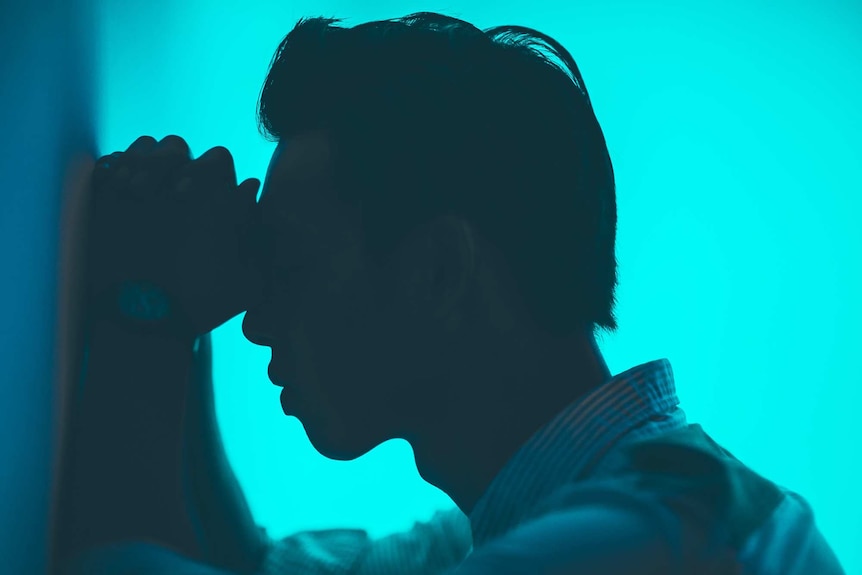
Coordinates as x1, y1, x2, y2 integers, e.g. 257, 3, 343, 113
53, 11, 846, 575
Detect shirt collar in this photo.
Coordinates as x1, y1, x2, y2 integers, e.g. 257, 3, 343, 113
467, 358, 681, 549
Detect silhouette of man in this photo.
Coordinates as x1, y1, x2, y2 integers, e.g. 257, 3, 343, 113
54, 11, 846, 575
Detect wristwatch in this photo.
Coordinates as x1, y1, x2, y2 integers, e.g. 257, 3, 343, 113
90, 280, 195, 341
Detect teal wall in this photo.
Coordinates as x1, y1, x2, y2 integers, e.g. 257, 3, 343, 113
1, 1, 97, 573
94, 0, 860, 572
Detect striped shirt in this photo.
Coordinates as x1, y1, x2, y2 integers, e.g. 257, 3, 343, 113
65, 359, 845, 574
260, 358, 844, 574
466, 358, 688, 550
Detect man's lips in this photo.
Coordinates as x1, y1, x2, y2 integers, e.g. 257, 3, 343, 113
268, 364, 288, 387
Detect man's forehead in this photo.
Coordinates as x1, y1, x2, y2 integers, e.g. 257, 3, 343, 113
256, 184, 310, 248
259, 133, 333, 205
256, 166, 330, 254
258, 147, 308, 225
255, 129, 360, 259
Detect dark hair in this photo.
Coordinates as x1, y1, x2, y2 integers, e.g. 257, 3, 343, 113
257, 11, 618, 338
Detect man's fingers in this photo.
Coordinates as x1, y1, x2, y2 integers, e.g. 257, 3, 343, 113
154, 135, 191, 158
192, 146, 237, 188
238, 178, 262, 201
140, 136, 194, 191
93, 138, 246, 204
94, 151, 123, 167
91, 152, 124, 193
127, 135, 158, 154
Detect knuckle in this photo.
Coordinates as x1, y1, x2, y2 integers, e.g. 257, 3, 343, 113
128, 135, 157, 151
94, 152, 122, 171
194, 146, 236, 179
157, 135, 191, 154
153, 137, 192, 175
203, 146, 233, 162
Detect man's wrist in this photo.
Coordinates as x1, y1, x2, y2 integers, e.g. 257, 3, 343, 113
89, 281, 196, 344
88, 316, 197, 349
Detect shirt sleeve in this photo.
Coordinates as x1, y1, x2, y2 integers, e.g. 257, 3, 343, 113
738, 489, 847, 575
257, 528, 372, 575
258, 507, 473, 575
442, 483, 736, 575
354, 507, 473, 575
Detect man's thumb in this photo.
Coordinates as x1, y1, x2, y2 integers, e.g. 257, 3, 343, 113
239, 178, 261, 200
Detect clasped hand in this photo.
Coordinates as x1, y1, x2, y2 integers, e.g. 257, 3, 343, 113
86, 135, 267, 338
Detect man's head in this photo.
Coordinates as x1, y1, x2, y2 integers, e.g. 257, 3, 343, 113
242, 12, 618, 463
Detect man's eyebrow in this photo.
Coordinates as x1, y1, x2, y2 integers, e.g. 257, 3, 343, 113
256, 200, 293, 235
254, 210, 314, 259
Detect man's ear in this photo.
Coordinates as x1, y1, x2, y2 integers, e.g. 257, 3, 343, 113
426, 214, 478, 332
386, 214, 478, 331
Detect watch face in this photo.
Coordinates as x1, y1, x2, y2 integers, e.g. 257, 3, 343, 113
118, 281, 171, 321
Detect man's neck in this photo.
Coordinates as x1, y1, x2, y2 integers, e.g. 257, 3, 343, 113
411, 334, 611, 516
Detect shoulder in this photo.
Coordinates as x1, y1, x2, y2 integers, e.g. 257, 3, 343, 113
454, 479, 747, 575
453, 490, 683, 575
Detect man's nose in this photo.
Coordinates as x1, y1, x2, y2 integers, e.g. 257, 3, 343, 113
241, 311, 276, 347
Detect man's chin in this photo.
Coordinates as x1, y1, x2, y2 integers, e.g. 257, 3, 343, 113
303, 424, 378, 461
314, 443, 373, 462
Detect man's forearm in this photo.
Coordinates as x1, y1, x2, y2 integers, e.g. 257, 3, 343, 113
54, 320, 203, 567
182, 332, 271, 575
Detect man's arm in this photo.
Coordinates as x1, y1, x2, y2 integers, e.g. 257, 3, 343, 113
53, 320, 204, 570
352, 508, 473, 575
445, 504, 678, 575
182, 335, 475, 575
181, 332, 272, 574
255, 507, 471, 575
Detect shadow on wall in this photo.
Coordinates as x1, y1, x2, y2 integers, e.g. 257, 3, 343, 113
51, 151, 98, 574
0, 1, 98, 574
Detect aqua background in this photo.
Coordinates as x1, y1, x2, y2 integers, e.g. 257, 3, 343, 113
89, 0, 860, 572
